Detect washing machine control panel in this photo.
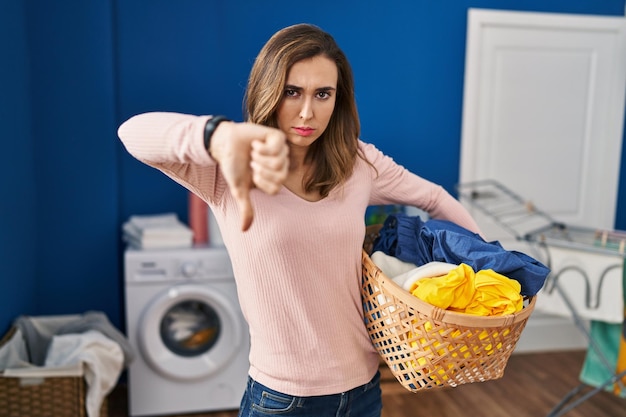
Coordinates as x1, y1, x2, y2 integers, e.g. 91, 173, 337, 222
124, 246, 234, 284
180, 261, 198, 277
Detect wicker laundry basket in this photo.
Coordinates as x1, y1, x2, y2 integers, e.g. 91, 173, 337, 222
0, 327, 109, 417
362, 225, 536, 392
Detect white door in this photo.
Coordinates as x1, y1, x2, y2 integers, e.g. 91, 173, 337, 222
460, 8, 626, 238
459, 9, 626, 351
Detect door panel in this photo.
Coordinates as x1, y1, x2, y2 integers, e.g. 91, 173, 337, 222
460, 9, 626, 240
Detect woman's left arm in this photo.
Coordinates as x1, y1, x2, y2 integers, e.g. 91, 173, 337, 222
363, 141, 482, 234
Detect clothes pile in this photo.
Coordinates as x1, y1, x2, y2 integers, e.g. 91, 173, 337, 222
123, 213, 193, 249
0, 312, 134, 417
370, 213, 550, 317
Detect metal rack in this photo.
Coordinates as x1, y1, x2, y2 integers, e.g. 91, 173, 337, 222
456, 179, 626, 417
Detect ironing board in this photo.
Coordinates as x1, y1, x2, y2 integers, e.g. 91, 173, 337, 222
456, 179, 626, 416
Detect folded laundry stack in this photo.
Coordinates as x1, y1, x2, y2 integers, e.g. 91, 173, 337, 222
123, 213, 193, 249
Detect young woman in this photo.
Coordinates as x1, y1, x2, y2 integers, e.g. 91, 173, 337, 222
118, 23, 481, 417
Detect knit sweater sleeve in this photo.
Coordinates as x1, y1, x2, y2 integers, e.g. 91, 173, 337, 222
117, 112, 226, 204
361, 141, 481, 234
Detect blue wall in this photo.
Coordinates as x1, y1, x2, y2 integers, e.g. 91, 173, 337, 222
2, 0, 625, 334
1, 0, 37, 333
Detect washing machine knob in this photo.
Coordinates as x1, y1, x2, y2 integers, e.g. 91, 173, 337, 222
180, 261, 198, 278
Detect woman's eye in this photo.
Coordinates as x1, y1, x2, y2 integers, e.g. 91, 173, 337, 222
285, 89, 298, 97
317, 91, 330, 99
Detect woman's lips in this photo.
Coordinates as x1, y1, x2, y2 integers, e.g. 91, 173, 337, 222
294, 127, 315, 137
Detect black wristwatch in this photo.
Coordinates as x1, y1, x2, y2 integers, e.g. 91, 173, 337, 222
204, 115, 231, 151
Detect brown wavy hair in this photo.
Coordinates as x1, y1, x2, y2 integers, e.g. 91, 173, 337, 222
245, 23, 366, 197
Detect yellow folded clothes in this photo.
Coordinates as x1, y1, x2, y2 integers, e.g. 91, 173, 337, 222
408, 263, 523, 316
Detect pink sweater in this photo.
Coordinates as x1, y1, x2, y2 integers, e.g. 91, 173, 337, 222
118, 112, 481, 396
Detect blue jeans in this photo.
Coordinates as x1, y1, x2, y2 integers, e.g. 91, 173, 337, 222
238, 371, 382, 417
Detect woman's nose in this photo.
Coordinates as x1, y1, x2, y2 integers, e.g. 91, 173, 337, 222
299, 97, 313, 120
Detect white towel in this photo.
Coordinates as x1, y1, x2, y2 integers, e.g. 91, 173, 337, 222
370, 252, 458, 290
45, 330, 124, 417
399, 262, 459, 291
370, 251, 417, 284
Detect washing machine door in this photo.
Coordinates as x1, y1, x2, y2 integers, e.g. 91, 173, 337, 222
137, 284, 244, 381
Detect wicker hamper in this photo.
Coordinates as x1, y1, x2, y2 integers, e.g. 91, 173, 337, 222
0, 327, 108, 417
362, 225, 536, 392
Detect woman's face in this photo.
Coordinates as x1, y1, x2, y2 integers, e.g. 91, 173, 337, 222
276, 55, 338, 149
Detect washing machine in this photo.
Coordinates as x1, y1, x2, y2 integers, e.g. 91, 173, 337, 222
124, 246, 250, 416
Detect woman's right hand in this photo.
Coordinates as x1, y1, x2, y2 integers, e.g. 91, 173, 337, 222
209, 121, 289, 232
